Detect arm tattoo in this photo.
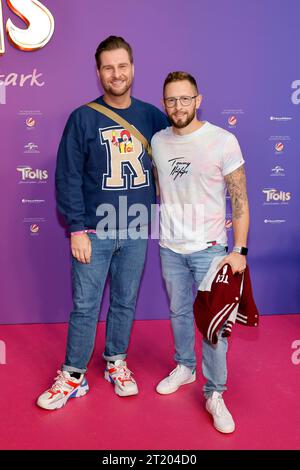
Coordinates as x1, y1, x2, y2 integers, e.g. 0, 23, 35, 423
225, 165, 248, 219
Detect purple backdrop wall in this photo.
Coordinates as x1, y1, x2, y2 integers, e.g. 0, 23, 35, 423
1, 0, 299, 324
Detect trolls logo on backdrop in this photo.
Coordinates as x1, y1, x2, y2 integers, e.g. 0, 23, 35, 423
262, 188, 291, 204
0, 0, 54, 54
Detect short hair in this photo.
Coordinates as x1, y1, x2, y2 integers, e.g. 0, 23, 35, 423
95, 36, 133, 69
163, 71, 198, 96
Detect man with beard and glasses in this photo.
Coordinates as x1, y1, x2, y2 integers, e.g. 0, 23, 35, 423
151, 72, 250, 433
37, 36, 168, 410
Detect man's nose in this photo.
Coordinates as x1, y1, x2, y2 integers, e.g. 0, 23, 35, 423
174, 98, 182, 110
112, 67, 121, 78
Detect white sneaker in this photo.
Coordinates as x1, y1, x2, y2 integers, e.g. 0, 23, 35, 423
37, 370, 89, 410
104, 360, 138, 397
156, 364, 196, 395
206, 391, 235, 433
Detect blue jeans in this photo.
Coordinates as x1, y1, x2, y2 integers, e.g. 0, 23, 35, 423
63, 233, 147, 374
160, 244, 228, 397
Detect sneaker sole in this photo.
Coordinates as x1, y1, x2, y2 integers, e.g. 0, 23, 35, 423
104, 371, 138, 397
156, 375, 196, 395
37, 382, 89, 410
214, 424, 235, 434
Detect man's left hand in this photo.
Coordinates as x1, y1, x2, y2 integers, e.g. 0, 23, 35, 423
218, 252, 246, 274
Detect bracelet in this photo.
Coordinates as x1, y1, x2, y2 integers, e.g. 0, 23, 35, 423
71, 231, 86, 236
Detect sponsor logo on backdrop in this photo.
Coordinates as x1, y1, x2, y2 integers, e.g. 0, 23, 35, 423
24, 142, 39, 154
225, 217, 232, 230
30, 224, 39, 233
0, 0, 54, 54
26, 117, 35, 128
222, 109, 244, 129
262, 188, 291, 205
23, 217, 46, 236
22, 199, 45, 204
264, 219, 286, 224
274, 142, 284, 152
269, 135, 290, 155
270, 116, 292, 121
228, 115, 237, 127
17, 166, 48, 183
271, 165, 285, 177
291, 80, 300, 105
19, 110, 42, 129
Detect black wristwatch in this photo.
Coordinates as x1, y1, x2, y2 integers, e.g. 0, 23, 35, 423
232, 246, 248, 256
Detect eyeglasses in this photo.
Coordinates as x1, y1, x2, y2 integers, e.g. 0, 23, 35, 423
164, 95, 198, 108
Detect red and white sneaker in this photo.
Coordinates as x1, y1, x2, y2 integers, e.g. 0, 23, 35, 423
104, 360, 138, 397
37, 370, 89, 410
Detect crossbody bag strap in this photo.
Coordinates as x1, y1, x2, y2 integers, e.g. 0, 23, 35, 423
86, 102, 152, 157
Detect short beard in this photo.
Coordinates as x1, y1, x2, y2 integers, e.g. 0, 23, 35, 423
103, 81, 132, 97
169, 109, 196, 129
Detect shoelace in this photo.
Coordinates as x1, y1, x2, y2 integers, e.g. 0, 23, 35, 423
213, 395, 228, 417
113, 363, 134, 383
50, 370, 72, 392
169, 365, 182, 377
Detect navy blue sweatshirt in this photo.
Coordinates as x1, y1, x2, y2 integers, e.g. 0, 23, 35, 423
55, 96, 168, 232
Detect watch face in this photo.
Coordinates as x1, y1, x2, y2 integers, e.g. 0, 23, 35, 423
233, 246, 248, 255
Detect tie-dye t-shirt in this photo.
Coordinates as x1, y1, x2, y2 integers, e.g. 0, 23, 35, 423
151, 122, 245, 254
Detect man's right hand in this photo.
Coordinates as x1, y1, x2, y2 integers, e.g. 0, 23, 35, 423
70, 233, 92, 264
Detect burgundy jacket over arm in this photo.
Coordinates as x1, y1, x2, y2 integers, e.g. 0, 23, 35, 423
194, 257, 259, 345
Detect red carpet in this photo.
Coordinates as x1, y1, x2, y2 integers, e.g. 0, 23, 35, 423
0, 315, 299, 450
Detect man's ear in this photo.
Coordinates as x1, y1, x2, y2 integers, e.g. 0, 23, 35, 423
196, 94, 203, 109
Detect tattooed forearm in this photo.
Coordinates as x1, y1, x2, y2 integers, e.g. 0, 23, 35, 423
225, 165, 248, 219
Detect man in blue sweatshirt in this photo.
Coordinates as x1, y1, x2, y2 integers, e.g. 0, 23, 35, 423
37, 36, 168, 410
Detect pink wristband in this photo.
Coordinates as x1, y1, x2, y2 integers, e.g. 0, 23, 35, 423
71, 230, 86, 236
